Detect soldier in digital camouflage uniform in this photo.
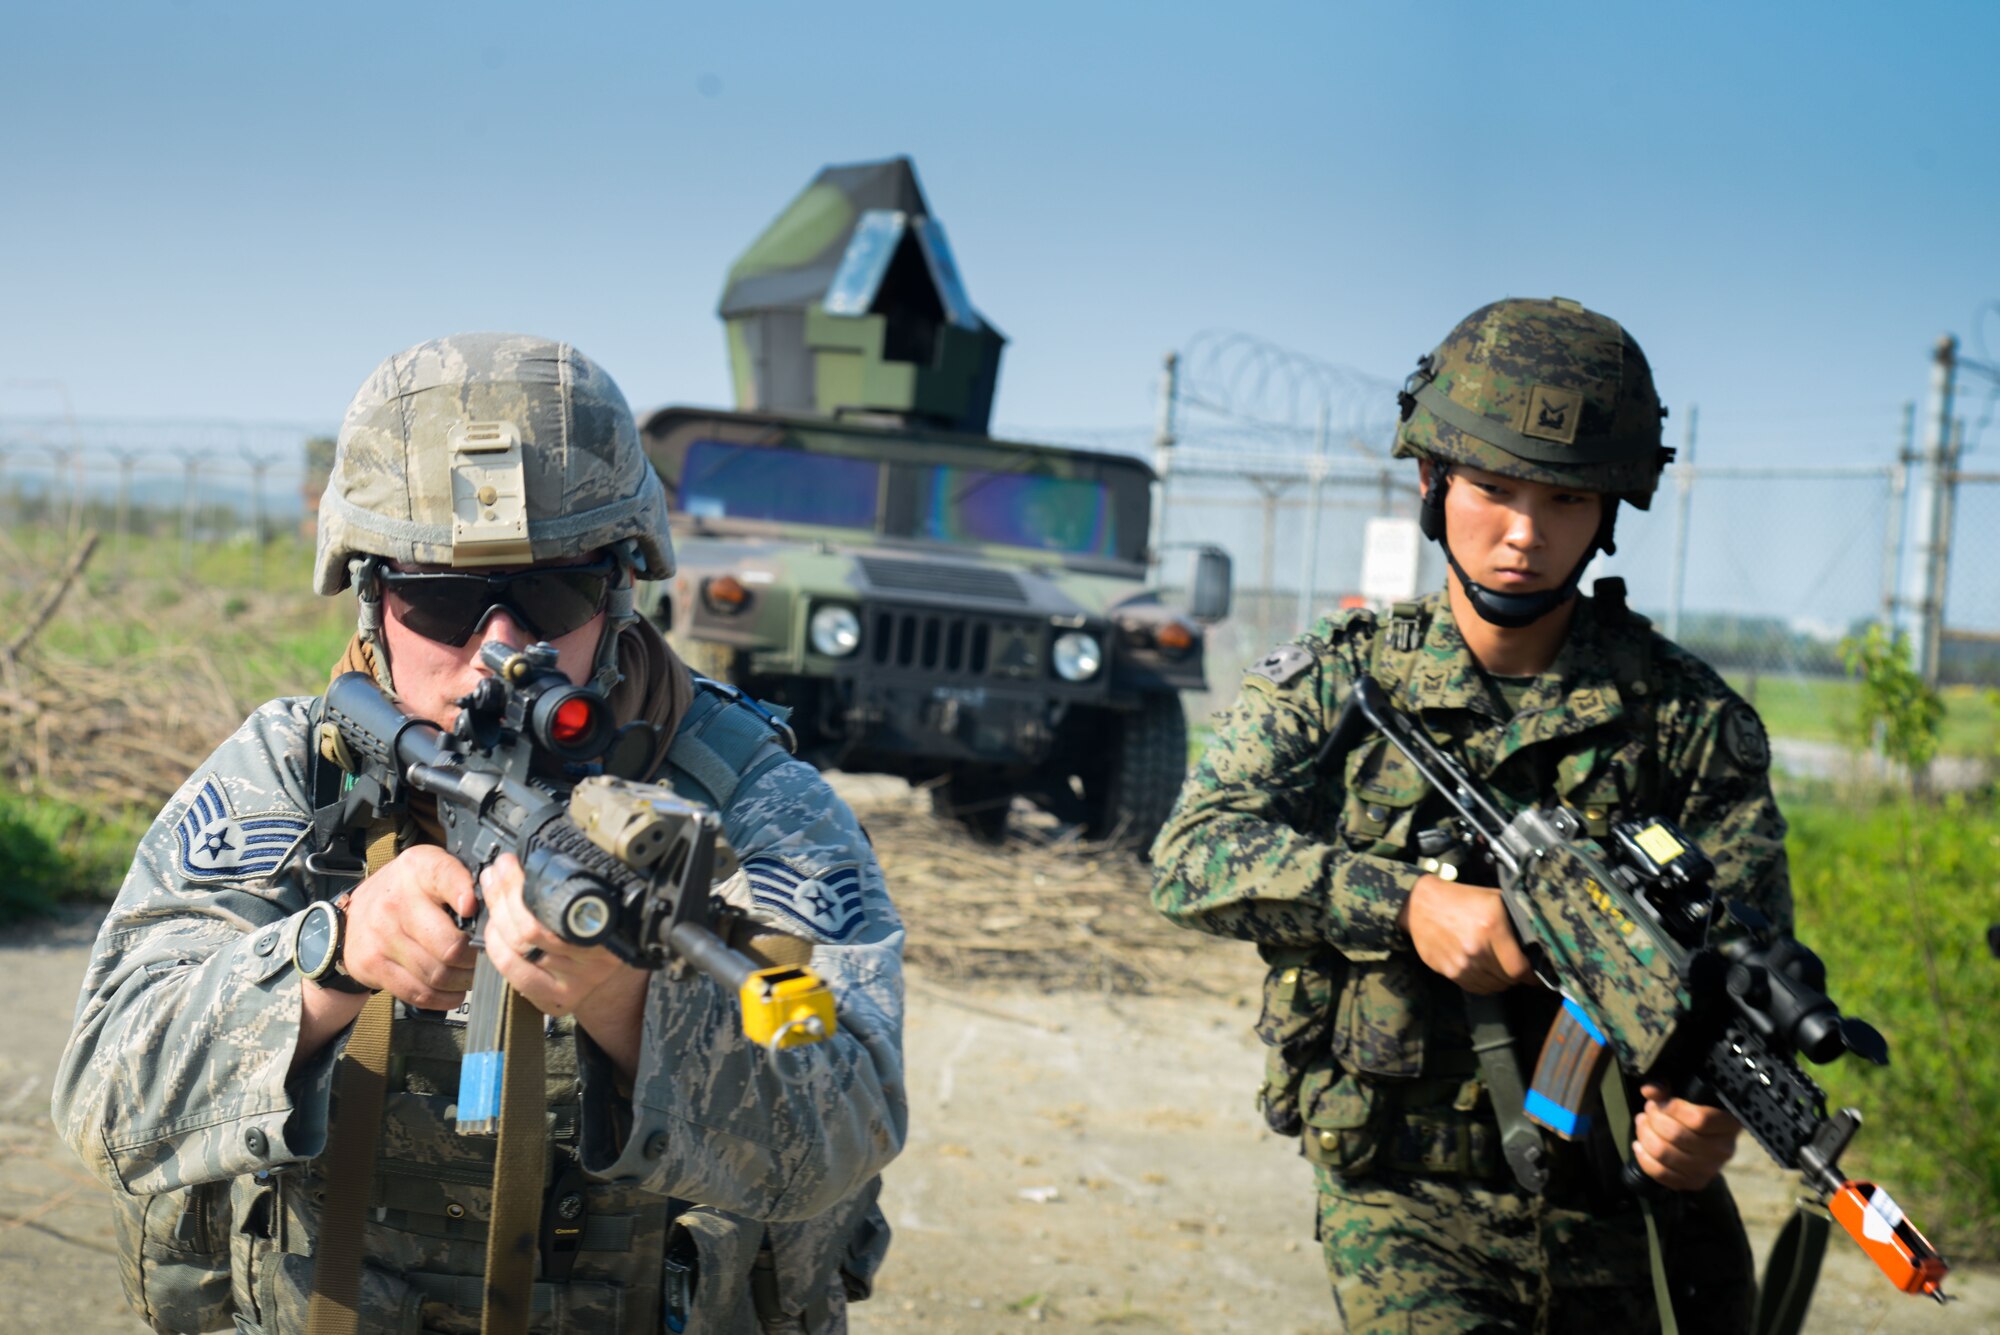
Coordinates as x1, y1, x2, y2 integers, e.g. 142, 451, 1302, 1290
1153, 299, 1786, 1334
54, 334, 906, 1334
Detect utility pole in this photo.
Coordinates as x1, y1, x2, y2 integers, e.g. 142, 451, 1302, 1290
1902, 336, 1957, 683
1149, 351, 1177, 588
1665, 405, 1697, 641
1296, 403, 1330, 633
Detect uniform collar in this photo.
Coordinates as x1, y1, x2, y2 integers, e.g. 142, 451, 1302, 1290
1399, 591, 1632, 768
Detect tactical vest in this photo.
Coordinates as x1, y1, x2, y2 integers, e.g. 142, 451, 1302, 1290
1256, 585, 1661, 1187
119, 681, 879, 1335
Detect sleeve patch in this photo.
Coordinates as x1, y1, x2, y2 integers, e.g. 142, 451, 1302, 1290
1720, 700, 1771, 773
1247, 644, 1316, 688
742, 854, 868, 943
173, 776, 310, 883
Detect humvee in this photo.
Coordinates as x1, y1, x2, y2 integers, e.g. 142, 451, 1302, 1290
639, 158, 1228, 848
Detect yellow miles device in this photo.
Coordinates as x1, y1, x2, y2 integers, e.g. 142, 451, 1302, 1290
741, 965, 838, 1051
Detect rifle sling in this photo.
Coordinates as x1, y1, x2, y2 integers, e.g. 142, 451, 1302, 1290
483, 987, 548, 1335
1754, 1200, 1830, 1335
1463, 992, 1551, 1194
1599, 1067, 1679, 1335
305, 823, 400, 1335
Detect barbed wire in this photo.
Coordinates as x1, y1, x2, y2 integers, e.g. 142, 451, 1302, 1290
1175, 329, 1399, 457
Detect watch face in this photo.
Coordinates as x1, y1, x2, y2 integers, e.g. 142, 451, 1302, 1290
295, 903, 336, 977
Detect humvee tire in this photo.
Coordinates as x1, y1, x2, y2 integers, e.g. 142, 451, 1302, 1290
1080, 693, 1188, 854
930, 776, 1013, 845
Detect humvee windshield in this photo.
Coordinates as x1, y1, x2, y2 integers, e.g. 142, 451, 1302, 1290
682, 440, 880, 528
918, 465, 1116, 556
671, 433, 1135, 561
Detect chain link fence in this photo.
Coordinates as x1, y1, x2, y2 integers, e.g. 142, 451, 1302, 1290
0, 416, 330, 581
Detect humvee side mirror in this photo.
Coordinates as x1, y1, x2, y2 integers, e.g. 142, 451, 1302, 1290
1188, 546, 1232, 624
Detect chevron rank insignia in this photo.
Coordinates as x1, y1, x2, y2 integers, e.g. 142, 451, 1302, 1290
742, 855, 867, 943
174, 776, 309, 883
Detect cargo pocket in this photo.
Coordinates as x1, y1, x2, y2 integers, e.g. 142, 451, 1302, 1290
664, 1206, 764, 1334
111, 1181, 234, 1335
1339, 740, 1429, 847
254, 1251, 423, 1335
1252, 947, 1343, 1137
1297, 1064, 1383, 1179
1332, 955, 1426, 1078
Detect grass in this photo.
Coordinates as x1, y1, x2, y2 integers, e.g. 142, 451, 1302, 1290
0, 528, 349, 924
1787, 794, 2000, 1259
0, 788, 152, 921
1723, 671, 2000, 758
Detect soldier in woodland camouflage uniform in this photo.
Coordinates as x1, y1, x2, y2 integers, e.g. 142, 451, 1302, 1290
55, 334, 905, 1334
1153, 299, 1787, 1334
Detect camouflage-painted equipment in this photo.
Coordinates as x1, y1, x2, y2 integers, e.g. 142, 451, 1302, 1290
1332, 674, 1951, 1305
1393, 296, 1670, 509
314, 332, 675, 594
322, 642, 836, 1131
721, 156, 1005, 433
638, 159, 1218, 850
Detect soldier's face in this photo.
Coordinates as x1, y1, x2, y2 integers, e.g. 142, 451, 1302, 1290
380, 561, 608, 728
1426, 462, 1604, 594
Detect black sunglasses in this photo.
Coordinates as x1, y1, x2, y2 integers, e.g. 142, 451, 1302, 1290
379, 560, 615, 647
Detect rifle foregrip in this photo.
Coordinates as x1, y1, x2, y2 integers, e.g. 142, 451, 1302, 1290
1524, 998, 1614, 1141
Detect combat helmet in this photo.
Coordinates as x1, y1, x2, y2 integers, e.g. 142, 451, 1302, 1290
315, 332, 674, 693
1392, 297, 1672, 627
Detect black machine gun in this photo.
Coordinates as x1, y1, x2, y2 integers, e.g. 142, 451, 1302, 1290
1329, 674, 1949, 1304
322, 641, 835, 1135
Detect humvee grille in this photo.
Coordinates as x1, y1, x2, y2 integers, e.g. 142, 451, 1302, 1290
865, 607, 1042, 680
857, 556, 1027, 604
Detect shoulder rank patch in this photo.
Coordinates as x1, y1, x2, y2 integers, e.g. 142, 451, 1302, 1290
742, 854, 868, 944
174, 776, 310, 883
1247, 644, 1315, 689
1720, 700, 1771, 773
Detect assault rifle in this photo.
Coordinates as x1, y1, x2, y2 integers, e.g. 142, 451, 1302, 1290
1329, 674, 1949, 1304
322, 641, 836, 1136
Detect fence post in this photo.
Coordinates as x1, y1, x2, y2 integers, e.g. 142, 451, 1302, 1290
1666, 404, 1697, 641
1296, 403, 1329, 633
1881, 402, 1914, 628
1149, 351, 1177, 588
1904, 336, 1958, 683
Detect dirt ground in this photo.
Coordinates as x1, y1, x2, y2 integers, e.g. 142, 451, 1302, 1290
1, 779, 1988, 1333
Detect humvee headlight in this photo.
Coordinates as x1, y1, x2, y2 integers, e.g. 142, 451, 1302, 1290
810, 605, 861, 657
1053, 631, 1103, 682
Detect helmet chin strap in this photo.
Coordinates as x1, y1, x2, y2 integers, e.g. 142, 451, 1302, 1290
588, 540, 645, 694
1419, 466, 1614, 631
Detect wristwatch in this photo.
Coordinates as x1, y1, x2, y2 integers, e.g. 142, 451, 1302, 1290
292, 897, 373, 994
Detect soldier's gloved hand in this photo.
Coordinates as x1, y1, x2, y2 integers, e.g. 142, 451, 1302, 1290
1398, 874, 1536, 995
340, 844, 480, 1008
1632, 1082, 1741, 1192
480, 855, 650, 1076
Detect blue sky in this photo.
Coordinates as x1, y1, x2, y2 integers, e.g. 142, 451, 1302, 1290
5, 1, 1995, 467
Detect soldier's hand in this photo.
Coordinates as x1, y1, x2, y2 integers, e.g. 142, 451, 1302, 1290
1399, 875, 1536, 994
1632, 1082, 1741, 1192
479, 855, 649, 1073
340, 844, 480, 1008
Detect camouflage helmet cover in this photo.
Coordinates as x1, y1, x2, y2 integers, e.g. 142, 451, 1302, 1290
313, 333, 674, 594
1392, 297, 1668, 509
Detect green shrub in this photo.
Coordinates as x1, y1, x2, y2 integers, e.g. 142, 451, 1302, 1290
0, 790, 148, 926
1788, 794, 2000, 1258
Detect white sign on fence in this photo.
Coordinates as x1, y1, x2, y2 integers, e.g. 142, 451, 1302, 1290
1360, 516, 1423, 604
